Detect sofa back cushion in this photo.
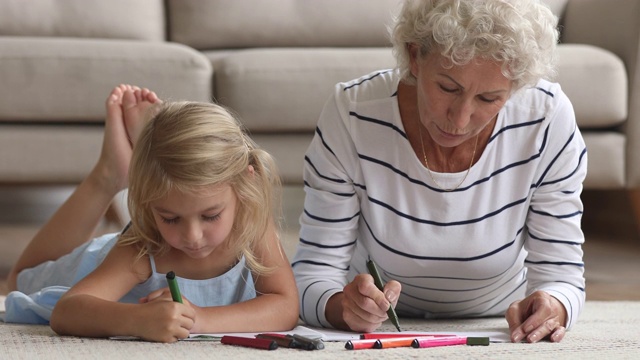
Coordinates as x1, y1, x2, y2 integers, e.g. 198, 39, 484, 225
543, 0, 568, 18
168, 0, 402, 50
0, 0, 165, 41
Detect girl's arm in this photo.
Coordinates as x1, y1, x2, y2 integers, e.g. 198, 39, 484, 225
50, 243, 196, 342
190, 222, 299, 333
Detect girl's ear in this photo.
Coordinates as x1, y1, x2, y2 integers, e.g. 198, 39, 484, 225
247, 165, 255, 176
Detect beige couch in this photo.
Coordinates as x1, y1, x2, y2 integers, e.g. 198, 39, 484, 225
0, 0, 638, 191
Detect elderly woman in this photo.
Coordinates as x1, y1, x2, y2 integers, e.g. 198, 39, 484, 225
292, 0, 586, 343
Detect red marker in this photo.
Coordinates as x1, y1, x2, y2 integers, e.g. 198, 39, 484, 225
221, 335, 278, 350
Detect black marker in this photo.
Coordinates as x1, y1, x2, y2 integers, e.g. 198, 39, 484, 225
366, 260, 401, 332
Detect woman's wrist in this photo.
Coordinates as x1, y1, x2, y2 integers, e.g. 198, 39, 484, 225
325, 292, 350, 330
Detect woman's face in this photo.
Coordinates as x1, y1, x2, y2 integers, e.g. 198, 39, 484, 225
410, 48, 513, 148
151, 183, 238, 259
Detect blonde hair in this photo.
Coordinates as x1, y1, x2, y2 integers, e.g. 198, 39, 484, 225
391, 0, 559, 90
119, 101, 282, 275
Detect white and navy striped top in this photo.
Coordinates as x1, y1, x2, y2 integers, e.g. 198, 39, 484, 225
292, 69, 587, 330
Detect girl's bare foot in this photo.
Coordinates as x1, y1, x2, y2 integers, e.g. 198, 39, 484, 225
122, 87, 161, 146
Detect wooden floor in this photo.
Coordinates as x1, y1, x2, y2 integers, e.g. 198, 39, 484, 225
1, 187, 639, 300
580, 190, 640, 300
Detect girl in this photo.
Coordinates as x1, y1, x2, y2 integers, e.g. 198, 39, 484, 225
5, 85, 299, 342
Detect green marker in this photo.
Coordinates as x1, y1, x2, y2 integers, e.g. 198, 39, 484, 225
166, 271, 183, 303
366, 260, 402, 332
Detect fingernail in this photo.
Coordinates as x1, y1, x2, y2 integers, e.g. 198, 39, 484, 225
385, 290, 397, 303
529, 333, 538, 342
512, 333, 521, 343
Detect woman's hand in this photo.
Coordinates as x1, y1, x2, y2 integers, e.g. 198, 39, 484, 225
326, 274, 401, 333
506, 290, 568, 343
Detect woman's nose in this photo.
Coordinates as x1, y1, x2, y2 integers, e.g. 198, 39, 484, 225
448, 97, 474, 130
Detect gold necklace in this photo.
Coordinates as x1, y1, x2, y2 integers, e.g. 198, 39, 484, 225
418, 123, 479, 191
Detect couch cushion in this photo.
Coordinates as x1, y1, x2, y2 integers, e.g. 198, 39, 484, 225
211, 48, 396, 132
0, 37, 212, 123
0, 0, 165, 41
0, 124, 103, 183
542, 0, 569, 17
168, 0, 402, 50
252, 134, 315, 185
556, 44, 627, 128
581, 132, 625, 189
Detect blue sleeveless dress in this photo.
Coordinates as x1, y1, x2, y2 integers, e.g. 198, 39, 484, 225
3, 232, 256, 324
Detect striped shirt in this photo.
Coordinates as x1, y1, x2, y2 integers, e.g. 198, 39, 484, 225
292, 69, 587, 330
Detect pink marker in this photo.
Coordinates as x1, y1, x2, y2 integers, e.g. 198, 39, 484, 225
411, 336, 490, 348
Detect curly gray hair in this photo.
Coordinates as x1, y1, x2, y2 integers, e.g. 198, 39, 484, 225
391, 0, 559, 91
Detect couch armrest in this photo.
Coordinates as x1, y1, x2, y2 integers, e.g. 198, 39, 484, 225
560, 0, 640, 187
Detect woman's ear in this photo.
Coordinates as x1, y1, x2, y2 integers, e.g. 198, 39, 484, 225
247, 165, 255, 176
408, 43, 420, 78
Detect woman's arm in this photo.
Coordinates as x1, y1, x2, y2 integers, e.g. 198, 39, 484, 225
507, 87, 587, 343
292, 86, 363, 329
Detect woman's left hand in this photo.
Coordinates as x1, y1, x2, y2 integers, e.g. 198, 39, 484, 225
506, 290, 567, 343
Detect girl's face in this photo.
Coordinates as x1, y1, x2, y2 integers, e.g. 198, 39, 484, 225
151, 183, 238, 259
410, 48, 513, 148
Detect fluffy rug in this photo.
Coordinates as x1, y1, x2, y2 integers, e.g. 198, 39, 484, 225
1, 300, 639, 359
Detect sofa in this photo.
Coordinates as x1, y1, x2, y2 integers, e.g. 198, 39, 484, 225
0, 0, 638, 193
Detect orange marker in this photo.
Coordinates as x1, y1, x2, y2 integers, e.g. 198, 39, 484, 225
344, 338, 379, 350
373, 336, 420, 349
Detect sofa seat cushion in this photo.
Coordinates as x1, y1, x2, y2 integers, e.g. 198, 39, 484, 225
251, 133, 315, 185
0, 124, 103, 183
581, 131, 625, 189
556, 44, 627, 129
209, 48, 396, 132
0, 37, 212, 123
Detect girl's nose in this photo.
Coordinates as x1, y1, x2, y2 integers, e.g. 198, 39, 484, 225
182, 220, 203, 243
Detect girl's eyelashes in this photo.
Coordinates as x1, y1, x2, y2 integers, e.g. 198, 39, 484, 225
159, 214, 221, 224
203, 214, 221, 222
161, 216, 179, 224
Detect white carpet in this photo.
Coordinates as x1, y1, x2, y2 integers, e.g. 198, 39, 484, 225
1, 301, 639, 359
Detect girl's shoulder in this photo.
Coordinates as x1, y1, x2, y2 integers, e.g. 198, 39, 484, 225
102, 239, 152, 283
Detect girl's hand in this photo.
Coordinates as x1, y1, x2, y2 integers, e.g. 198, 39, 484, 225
138, 287, 175, 304
506, 290, 568, 343
135, 298, 196, 343
334, 274, 401, 333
